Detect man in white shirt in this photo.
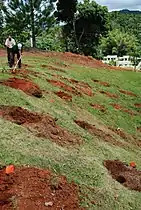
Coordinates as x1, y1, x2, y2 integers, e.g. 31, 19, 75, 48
5, 36, 16, 67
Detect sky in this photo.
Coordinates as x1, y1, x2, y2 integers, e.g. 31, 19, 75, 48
79, 0, 141, 11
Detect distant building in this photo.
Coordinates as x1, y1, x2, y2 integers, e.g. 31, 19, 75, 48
102, 55, 141, 70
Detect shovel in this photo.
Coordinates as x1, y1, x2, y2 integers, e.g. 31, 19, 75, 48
12, 55, 22, 72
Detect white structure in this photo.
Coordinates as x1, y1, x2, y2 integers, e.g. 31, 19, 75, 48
103, 55, 118, 64
102, 55, 141, 70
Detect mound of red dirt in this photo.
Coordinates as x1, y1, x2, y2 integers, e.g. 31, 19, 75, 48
1, 77, 42, 98
0, 106, 82, 146
47, 79, 82, 96
134, 103, 141, 108
74, 120, 125, 147
55, 91, 72, 102
93, 79, 110, 87
104, 160, 141, 191
90, 104, 106, 112
111, 104, 136, 116
119, 90, 137, 97
63, 78, 93, 96
0, 167, 84, 210
41, 65, 66, 73
100, 91, 119, 98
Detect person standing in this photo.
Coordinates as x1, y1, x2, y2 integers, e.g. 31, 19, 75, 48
5, 36, 16, 67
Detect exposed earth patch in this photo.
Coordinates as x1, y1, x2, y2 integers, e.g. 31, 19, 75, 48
93, 79, 110, 87
47, 79, 82, 96
54, 91, 72, 102
0, 77, 42, 98
0, 167, 84, 210
100, 91, 119, 98
0, 106, 82, 146
41, 64, 66, 73
111, 104, 137, 116
104, 160, 141, 192
119, 90, 137, 97
90, 104, 106, 112
74, 120, 125, 147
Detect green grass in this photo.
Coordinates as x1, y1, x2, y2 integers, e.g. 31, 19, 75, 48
0, 52, 141, 209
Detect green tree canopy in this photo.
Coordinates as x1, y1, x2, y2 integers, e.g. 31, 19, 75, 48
100, 29, 139, 57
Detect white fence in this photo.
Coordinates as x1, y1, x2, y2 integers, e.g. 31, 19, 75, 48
102, 55, 141, 70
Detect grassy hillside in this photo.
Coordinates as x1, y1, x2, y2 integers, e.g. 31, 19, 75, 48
0, 51, 141, 209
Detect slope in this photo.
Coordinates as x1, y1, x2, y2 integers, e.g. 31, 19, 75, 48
0, 50, 141, 209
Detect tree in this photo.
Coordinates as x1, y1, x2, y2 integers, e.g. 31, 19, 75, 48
100, 29, 139, 57
55, 0, 109, 57
2, 0, 55, 47
74, 0, 109, 56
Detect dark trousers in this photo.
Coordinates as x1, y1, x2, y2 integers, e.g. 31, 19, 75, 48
7, 48, 13, 67
13, 51, 21, 68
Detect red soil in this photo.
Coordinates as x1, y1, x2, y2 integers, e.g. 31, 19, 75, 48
134, 103, 141, 108
74, 120, 125, 147
0, 167, 84, 210
55, 91, 72, 102
0, 106, 82, 146
119, 90, 137, 97
137, 127, 141, 132
41, 65, 66, 73
104, 160, 141, 191
111, 104, 136, 116
47, 79, 82, 96
62, 77, 93, 96
100, 91, 119, 98
93, 79, 110, 87
1, 77, 42, 98
90, 104, 106, 112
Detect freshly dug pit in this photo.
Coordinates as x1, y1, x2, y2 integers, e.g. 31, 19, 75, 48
54, 91, 72, 102
74, 120, 125, 147
93, 79, 110, 87
0, 106, 82, 146
0, 167, 84, 210
63, 78, 93, 96
1, 77, 42, 98
47, 79, 81, 96
119, 90, 137, 97
100, 91, 119, 98
104, 160, 141, 191
111, 104, 136, 116
90, 104, 106, 112
135, 103, 141, 108
41, 64, 66, 73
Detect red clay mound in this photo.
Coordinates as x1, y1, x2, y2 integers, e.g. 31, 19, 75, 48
41, 64, 66, 73
135, 103, 141, 108
111, 104, 136, 116
0, 167, 84, 210
0, 106, 82, 146
93, 79, 110, 87
1, 77, 42, 98
55, 91, 72, 102
119, 90, 137, 97
100, 91, 119, 98
104, 160, 141, 191
47, 79, 81, 96
74, 120, 125, 147
90, 104, 106, 112
63, 78, 93, 96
